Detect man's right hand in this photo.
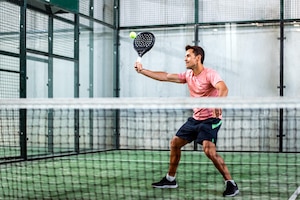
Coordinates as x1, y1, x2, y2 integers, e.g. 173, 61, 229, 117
134, 62, 144, 73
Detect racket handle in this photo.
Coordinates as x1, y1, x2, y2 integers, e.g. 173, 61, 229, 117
136, 57, 142, 63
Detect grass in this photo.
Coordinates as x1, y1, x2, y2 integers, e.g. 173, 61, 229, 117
0, 150, 299, 200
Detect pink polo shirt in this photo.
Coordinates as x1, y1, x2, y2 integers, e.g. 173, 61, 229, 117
178, 68, 223, 120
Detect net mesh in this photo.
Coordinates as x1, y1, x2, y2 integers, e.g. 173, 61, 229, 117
0, 97, 299, 199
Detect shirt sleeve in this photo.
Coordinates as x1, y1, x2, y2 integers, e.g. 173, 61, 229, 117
178, 71, 187, 83
209, 69, 223, 86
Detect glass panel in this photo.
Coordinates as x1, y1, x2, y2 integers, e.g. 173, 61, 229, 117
199, 23, 280, 96
27, 10, 48, 53
0, 1, 20, 54
27, 54, 48, 98
53, 19, 74, 58
93, 23, 114, 97
200, 0, 280, 23
284, 24, 300, 96
120, 0, 195, 27
53, 58, 74, 97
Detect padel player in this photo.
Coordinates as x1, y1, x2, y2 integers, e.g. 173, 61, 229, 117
134, 45, 239, 197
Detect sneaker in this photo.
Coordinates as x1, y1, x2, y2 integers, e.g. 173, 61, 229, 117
223, 181, 239, 197
152, 177, 178, 189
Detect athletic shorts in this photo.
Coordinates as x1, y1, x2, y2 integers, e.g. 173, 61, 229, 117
175, 117, 222, 145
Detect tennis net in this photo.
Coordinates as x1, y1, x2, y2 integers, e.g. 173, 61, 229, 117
0, 97, 299, 199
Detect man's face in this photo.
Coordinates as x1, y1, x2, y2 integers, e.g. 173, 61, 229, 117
185, 49, 200, 69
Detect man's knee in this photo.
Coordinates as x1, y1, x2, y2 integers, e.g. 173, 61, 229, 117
204, 148, 215, 159
202, 141, 217, 159
170, 136, 186, 149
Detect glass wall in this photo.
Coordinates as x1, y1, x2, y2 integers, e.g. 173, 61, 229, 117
284, 23, 300, 96
119, 0, 300, 98
0, 0, 117, 158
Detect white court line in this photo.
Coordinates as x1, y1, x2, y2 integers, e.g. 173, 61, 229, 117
289, 186, 300, 200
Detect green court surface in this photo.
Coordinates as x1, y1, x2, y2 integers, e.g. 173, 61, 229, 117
0, 150, 299, 199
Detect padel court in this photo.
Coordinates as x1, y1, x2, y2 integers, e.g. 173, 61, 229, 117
1, 0, 300, 199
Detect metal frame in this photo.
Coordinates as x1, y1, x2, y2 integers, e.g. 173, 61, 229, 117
16, 0, 81, 159
19, 0, 27, 160
113, 0, 120, 149
278, 0, 285, 152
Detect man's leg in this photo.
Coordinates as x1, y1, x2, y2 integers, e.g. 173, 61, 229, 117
202, 140, 231, 180
202, 140, 239, 197
152, 136, 188, 188
168, 136, 189, 176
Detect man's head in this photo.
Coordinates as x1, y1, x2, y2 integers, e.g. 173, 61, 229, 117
185, 45, 205, 64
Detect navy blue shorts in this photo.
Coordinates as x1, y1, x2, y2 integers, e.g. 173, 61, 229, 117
176, 117, 222, 145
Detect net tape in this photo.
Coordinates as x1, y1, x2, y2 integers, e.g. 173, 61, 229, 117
0, 97, 299, 110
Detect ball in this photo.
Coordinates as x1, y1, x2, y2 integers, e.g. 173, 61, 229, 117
129, 31, 137, 39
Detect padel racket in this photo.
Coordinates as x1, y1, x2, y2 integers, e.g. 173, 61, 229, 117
133, 32, 155, 62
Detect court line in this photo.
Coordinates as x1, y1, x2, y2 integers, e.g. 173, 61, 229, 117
76, 157, 300, 166
289, 186, 300, 200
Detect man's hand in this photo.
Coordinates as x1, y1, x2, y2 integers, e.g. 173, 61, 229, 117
214, 108, 222, 118
134, 62, 144, 73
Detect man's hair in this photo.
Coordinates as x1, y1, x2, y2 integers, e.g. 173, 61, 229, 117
185, 45, 205, 64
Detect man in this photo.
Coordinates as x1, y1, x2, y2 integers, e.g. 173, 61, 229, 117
134, 45, 239, 197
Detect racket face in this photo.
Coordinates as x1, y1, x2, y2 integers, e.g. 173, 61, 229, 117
133, 32, 155, 57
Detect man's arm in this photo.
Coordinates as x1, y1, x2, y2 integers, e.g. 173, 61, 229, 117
214, 81, 228, 117
134, 62, 182, 83
215, 81, 228, 97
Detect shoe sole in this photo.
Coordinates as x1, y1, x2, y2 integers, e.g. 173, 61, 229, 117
224, 189, 239, 197
152, 184, 178, 189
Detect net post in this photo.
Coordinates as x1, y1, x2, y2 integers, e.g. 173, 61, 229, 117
89, 110, 94, 150
74, 109, 80, 153
279, 108, 284, 152
19, 109, 27, 160
193, 141, 198, 151
114, 109, 120, 149
48, 109, 54, 153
